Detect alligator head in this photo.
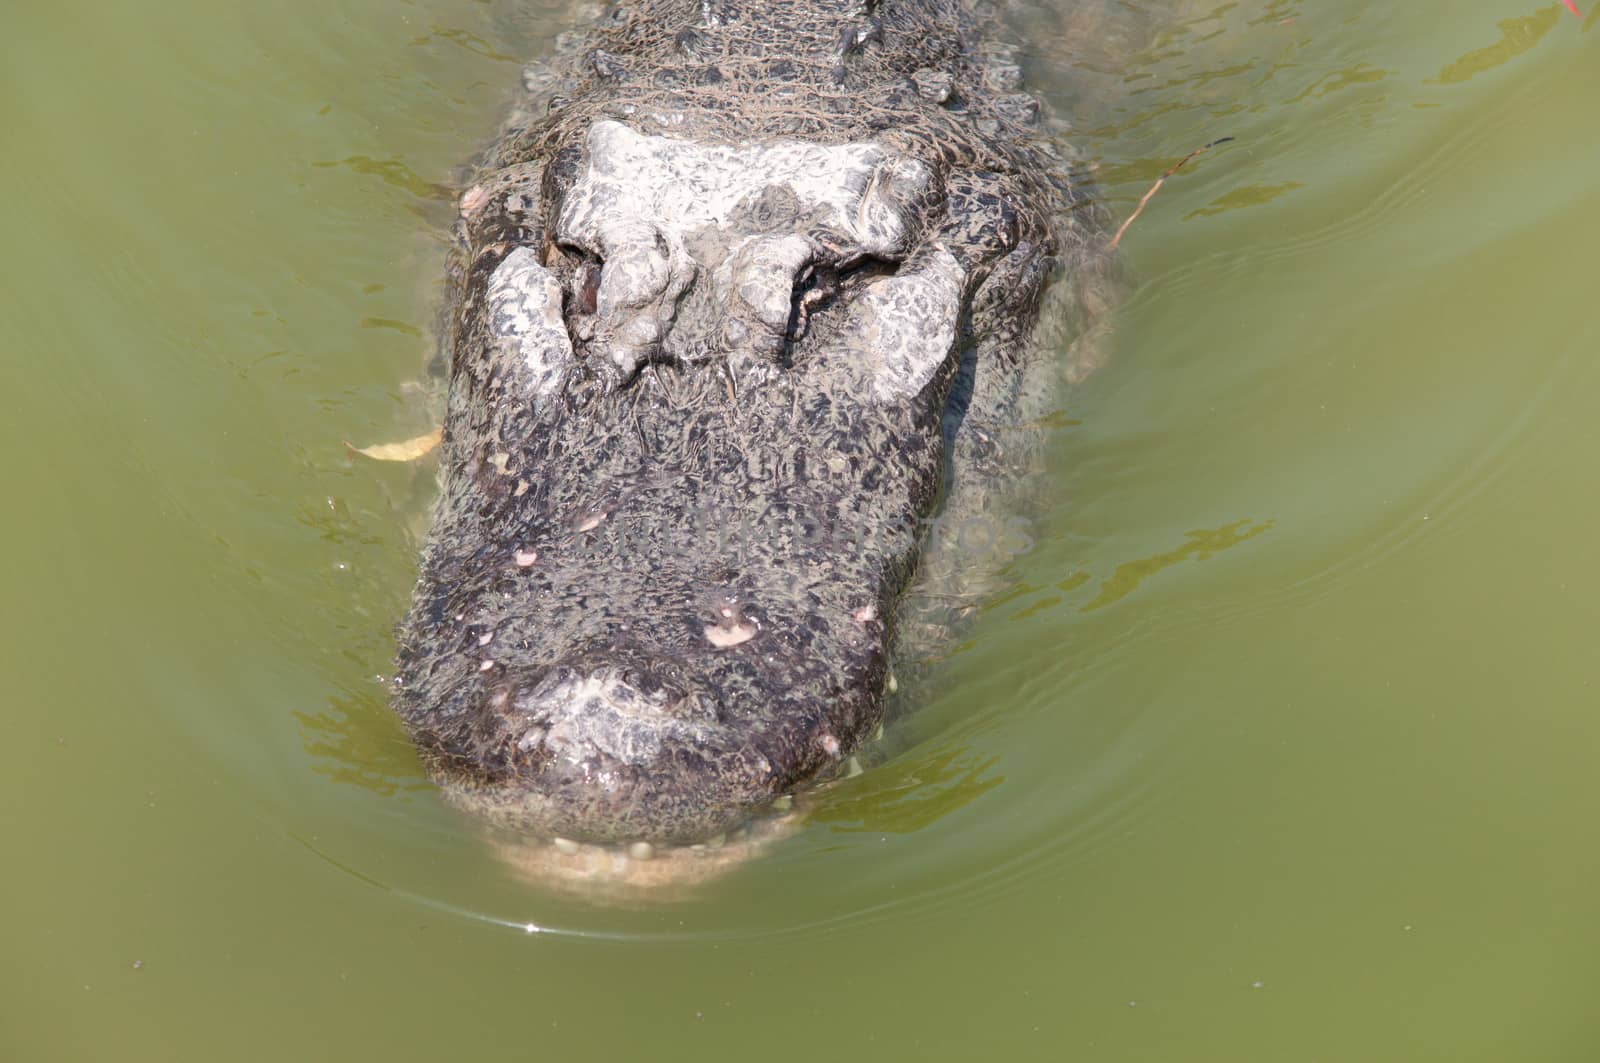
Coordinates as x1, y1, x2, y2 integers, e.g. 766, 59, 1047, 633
393, 77, 1081, 881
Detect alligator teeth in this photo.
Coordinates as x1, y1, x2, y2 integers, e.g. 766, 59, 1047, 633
628, 841, 655, 861
552, 837, 580, 855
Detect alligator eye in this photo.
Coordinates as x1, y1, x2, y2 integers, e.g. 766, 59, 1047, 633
577, 262, 601, 315
785, 257, 896, 343
785, 264, 839, 342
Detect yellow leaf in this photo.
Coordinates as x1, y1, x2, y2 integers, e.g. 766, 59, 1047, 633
345, 426, 443, 462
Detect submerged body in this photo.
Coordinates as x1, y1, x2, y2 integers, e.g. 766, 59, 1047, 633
392, 0, 1113, 867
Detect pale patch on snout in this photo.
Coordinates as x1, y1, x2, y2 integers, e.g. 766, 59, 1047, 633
556, 120, 936, 374
560, 120, 930, 257
520, 670, 713, 768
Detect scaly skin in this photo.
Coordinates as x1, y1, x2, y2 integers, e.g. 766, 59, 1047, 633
392, 0, 1115, 861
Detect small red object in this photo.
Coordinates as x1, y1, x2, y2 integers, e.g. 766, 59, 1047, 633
1561, 0, 1581, 16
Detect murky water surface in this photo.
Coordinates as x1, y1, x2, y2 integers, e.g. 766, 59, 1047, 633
4, 1, 1598, 1059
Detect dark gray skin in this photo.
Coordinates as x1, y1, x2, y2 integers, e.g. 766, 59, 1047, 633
392, 0, 1114, 852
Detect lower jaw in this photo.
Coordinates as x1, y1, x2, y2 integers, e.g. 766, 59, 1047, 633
445, 743, 879, 902
481, 797, 807, 904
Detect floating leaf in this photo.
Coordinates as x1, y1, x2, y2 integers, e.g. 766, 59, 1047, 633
345, 427, 443, 462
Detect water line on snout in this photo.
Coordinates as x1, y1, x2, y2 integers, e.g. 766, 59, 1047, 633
293, 821, 934, 943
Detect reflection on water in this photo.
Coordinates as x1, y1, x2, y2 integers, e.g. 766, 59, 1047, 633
1433, 8, 1562, 84
811, 745, 1005, 835
1184, 180, 1305, 220
312, 155, 455, 201
295, 689, 429, 796
1081, 519, 1274, 612
407, 25, 523, 63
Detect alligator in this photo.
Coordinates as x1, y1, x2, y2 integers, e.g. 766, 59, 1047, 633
391, 0, 1116, 887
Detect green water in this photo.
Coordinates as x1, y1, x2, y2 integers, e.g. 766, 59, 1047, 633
4, 1, 1597, 1059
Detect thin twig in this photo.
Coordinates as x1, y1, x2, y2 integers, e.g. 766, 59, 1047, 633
1106, 137, 1235, 251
